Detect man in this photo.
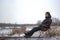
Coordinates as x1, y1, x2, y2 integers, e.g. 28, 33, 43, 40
24, 12, 52, 38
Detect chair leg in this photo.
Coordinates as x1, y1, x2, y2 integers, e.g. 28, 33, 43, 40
37, 31, 41, 40
38, 31, 41, 37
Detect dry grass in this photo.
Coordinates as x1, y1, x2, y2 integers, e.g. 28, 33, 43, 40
10, 27, 26, 35
47, 26, 60, 37
39, 26, 60, 37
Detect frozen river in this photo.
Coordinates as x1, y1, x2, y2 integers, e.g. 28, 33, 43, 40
1, 37, 60, 40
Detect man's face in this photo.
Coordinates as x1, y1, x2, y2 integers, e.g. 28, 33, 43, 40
45, 13, 48, 18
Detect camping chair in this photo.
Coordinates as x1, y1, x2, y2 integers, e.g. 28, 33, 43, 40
37, 27, 51, 37
38, 29, 50, 37
37, 27, 51, 40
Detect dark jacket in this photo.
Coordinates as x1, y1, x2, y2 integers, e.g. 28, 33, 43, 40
39, 15, 52, 31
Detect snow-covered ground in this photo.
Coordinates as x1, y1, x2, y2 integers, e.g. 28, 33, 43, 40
0, 26, 60, 40
0, 26, 60, 37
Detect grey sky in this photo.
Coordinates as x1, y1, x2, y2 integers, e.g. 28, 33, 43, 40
0, 0, 60, 24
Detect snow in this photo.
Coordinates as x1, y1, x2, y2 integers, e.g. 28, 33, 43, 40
0, 26, 60, 40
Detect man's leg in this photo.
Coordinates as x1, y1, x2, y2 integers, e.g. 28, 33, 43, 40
24, 27, 41, 38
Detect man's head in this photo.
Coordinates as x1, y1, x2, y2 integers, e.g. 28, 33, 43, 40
45, 12, 51, 18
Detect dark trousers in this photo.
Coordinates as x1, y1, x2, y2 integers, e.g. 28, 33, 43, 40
24, 26, 49, 37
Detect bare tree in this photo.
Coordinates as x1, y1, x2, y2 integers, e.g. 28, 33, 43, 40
51, 17, 60, 26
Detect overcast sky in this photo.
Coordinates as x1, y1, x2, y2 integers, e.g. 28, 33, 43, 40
0, 0, 60, 24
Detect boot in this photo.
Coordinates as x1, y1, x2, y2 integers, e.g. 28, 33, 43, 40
24, 31, 33, 38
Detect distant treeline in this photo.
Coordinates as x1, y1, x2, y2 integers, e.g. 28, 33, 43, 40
0, 17, 60, 27
51, 17, 60, 26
